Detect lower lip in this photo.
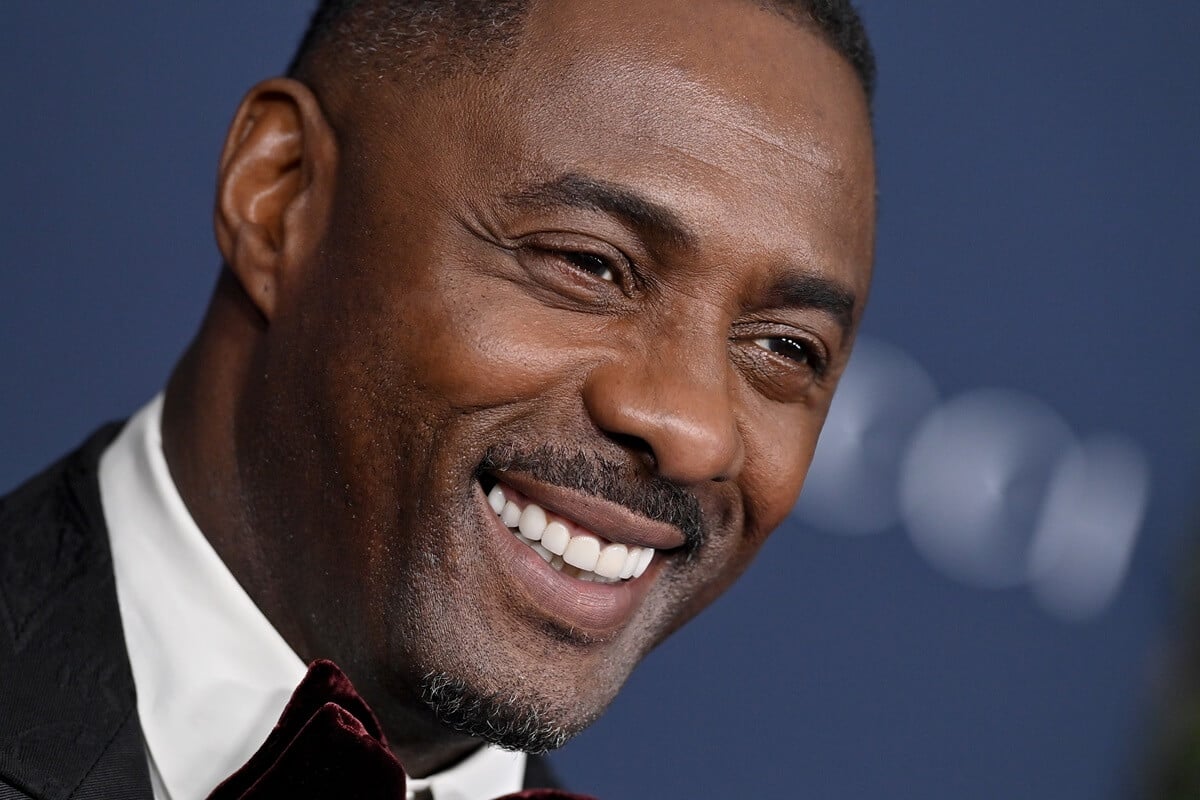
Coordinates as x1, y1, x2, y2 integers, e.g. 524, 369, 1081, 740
475, 482, 659, 635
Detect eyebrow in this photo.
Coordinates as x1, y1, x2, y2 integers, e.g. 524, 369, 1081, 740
761, 273, 857, 336
506, 173, 698, 251
508, 172, 858, 334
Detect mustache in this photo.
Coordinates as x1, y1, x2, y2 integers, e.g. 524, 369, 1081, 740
479, 443, 706, 557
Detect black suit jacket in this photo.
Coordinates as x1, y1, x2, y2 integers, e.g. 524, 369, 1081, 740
0, 426, 559, 799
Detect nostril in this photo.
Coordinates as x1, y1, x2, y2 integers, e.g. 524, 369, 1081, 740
606, 431, 655, 460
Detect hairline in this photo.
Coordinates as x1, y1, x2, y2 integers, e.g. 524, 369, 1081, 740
288, 0, 876, 105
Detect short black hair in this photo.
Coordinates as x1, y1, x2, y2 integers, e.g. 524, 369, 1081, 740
289, 0, 876, 101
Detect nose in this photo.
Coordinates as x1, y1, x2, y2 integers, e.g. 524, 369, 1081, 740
581, 335, 744, 485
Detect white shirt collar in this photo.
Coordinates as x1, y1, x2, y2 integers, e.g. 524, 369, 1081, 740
100, 395, 525, 800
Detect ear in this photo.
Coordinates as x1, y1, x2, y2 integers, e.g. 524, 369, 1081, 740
214, 78, 336, 321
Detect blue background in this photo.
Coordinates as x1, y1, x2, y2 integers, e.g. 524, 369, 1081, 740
2, 3, 1197, 798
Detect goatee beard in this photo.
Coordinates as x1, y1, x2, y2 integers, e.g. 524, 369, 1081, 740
418, 670, 581, 754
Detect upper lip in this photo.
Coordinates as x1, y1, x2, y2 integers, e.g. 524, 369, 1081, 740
487, 469, 688, 551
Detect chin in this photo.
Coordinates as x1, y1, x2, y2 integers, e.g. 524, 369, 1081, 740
417, 667, 612, 753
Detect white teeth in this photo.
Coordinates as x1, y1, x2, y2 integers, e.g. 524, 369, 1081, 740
563, 534, 601, 571
595, 544, 628, 580
488, 483, 658, 583
501, 500, 522, 529
633, 547, 654, 578
487, 485, 507, 515
518, 504, 547, 541
619, 548, 639, 579
540, 521, 570, 556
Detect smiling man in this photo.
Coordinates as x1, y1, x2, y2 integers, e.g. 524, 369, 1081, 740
0, 1, 875, 798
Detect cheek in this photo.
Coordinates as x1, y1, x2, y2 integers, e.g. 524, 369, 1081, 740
664, 400, 823, 631
385, 267, 604, 412
738, 401, 825, 536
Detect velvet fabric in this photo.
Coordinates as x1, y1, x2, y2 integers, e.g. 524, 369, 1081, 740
208, 660, 592, 800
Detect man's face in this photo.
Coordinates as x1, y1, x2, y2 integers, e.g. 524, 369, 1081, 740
238, 0, 874, 749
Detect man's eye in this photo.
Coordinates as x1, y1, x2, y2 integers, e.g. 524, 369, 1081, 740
561, 251, 616, 282
754, 336, 813, 366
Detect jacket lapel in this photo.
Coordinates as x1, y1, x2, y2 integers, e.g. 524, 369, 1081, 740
0, 424, 152, 800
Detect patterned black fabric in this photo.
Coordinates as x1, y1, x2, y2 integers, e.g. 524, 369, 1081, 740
0, 423, 152, 799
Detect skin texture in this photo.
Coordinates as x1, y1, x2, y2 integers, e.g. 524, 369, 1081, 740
162, 0, 875, 777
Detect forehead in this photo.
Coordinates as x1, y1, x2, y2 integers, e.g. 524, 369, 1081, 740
518, 0, 862, 131
339, 0, 875, 296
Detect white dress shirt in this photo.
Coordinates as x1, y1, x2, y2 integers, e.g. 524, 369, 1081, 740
99, 395, 526, 800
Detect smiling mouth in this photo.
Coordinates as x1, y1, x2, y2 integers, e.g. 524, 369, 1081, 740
483, 481, 655, 584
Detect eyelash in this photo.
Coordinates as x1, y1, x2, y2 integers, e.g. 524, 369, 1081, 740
524, 242, 831, 386
559, 250, 617, 283
752, 335, 829, 377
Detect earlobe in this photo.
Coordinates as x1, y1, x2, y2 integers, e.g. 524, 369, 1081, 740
214, 78, 336, 320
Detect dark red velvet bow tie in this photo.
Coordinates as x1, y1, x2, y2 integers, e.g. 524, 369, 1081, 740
207, 660, 592, 800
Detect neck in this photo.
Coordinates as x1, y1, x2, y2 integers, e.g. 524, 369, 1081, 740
162, 271, 283, 641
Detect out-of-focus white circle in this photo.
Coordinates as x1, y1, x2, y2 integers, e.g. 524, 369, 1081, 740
1028, 434, 1150, 621
900, 389, 1075, 588
793, 337, 939, 535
